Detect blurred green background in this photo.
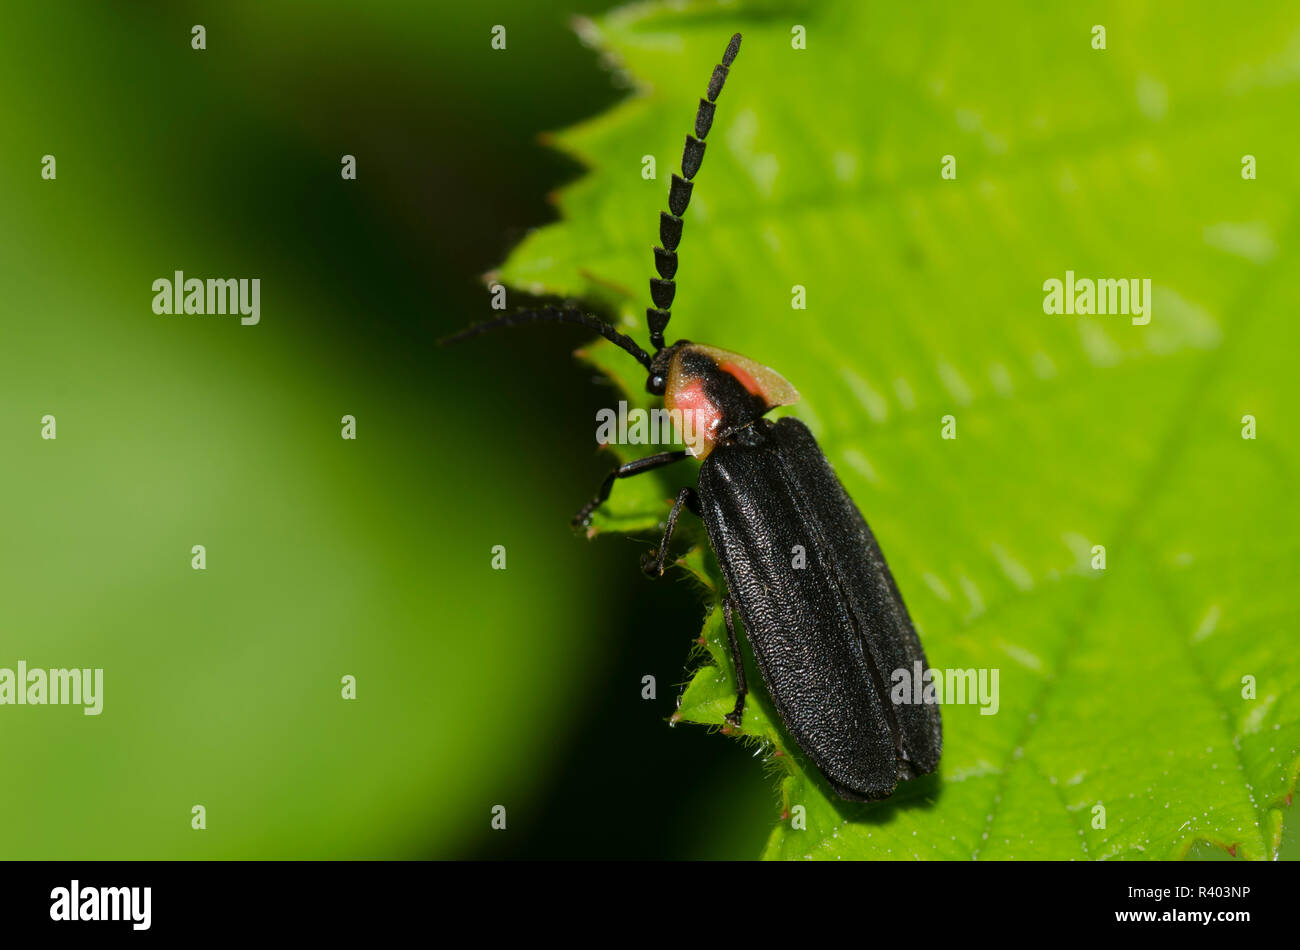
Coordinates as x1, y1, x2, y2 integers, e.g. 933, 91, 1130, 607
0, 0, 773, 859
1, 1, 1295, 860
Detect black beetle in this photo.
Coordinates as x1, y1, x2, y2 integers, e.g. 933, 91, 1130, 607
445, 33, 941, 800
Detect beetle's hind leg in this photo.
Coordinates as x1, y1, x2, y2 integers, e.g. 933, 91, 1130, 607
722, 595, 748, 729
640, 485, 701, 576
572, 450, 689, 528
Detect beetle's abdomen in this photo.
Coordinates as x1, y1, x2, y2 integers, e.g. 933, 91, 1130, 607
698, 417, 942, 800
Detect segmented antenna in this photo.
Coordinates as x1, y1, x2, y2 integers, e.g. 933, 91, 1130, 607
439, 305, 653, 370
647, 32, 742, 352
442, 35, 743, 370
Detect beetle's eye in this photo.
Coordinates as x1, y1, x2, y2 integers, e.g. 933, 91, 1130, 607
647, 374, 666, 395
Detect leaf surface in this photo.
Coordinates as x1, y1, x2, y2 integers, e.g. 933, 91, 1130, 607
499, 0, 1300, 859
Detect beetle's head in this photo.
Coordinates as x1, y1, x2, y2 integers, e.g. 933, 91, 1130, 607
647, 340, 798, 458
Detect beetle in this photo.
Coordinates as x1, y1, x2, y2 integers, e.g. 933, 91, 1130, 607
445, 33, 941, 800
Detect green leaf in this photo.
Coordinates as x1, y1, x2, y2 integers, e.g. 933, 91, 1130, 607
499, 0, 1300, 859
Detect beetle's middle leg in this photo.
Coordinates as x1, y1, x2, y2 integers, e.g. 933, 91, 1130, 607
640, 486, 701, 577
722, 595, 748, 729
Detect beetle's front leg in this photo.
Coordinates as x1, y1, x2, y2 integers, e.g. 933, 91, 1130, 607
640, 486, 700, 577
572, 450, 689, 528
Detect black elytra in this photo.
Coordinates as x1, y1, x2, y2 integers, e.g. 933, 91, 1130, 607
441, 32, 942, 801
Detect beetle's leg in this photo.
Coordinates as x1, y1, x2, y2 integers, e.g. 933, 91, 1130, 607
640, 486, 700, 576
722, 596, 748, 729
572, 450, 689, 528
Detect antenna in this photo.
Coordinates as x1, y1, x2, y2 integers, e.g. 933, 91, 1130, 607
646, 32, 742, 352
441, 34, 743, 373
439, 304, 653, 370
